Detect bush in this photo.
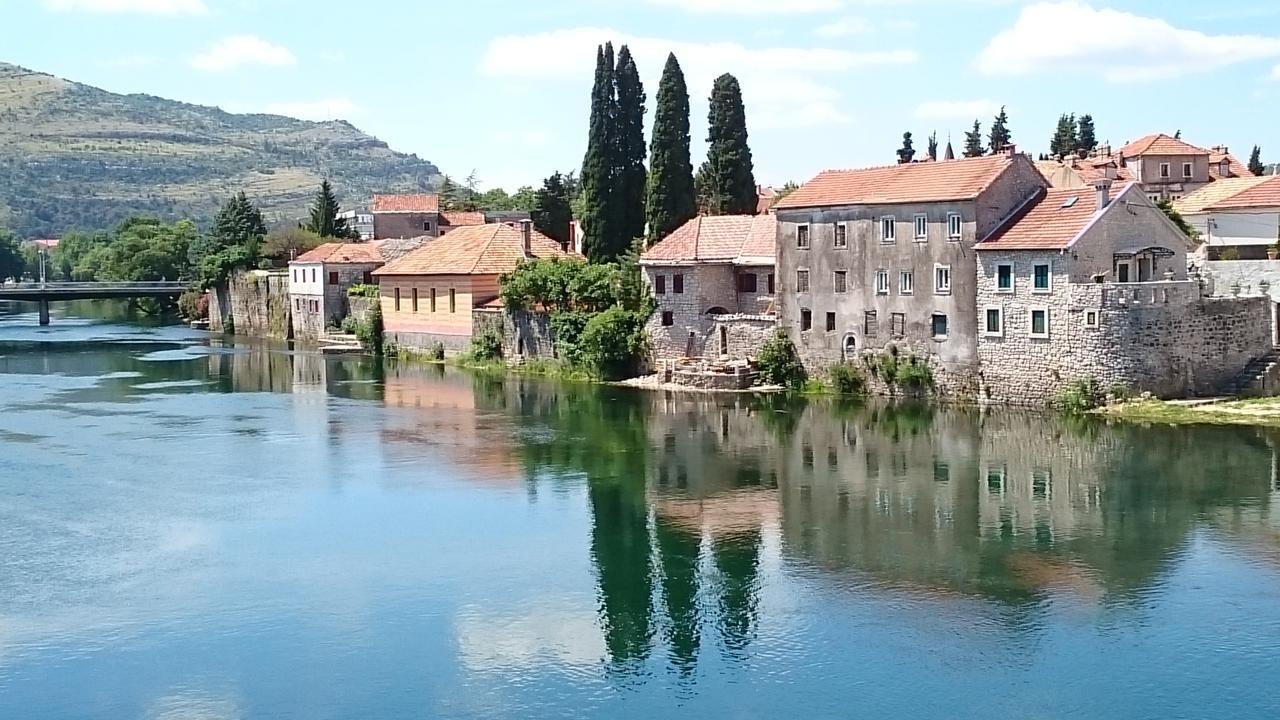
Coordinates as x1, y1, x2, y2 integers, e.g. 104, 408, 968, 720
354, 302, 384, 356
427, 343, 445, 361
1057, 377, 1102, 414
469, 327, 503, 361
341, 315, 359, 334
177, 289, 208, 320
347, 283, 380, 299
756, 331, 807, 388
828, 362, 867, 395
577, 306, 649, 379
895, 355, 934, 390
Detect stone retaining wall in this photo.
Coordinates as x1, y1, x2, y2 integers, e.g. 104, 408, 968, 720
208, 270, 291, 339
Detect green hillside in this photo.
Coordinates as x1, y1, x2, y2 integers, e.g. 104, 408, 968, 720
0, 62, 441, 238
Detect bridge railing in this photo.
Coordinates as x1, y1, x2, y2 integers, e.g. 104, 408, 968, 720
0, 281, 190, 289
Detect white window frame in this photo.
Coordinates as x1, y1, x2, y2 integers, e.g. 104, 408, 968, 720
1159, 162, 1170, 178
947, 213, 962, 240
875, 269, 890, 295
1029, 306, 1050, 339
913, 214, 928, 241
982, 305, 1004, 338
880, 216, 896, 243
899, 270, 914, 295
833, 222, 848, 249
934, 264, 951, 295
1182, 162, 1193, 179
1084, 309, 1100, 329
995, 263, 1014, 293
796, 223, 810, 249
1032, 261, 1053, 294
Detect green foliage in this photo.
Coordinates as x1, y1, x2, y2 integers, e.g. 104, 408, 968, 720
827, 363, 867, 396
341, 315, 359, 334
756, 331, 807, 388
580, 42, 620, 262
347, 283, 381, 299
866, 350, 933, 392
1050, 113, 1077, 158
468, 326, 504, 362
177, 289, 208, 320
305, 180, 359, 240
354, 301, 385, 356
1249, 145, 1265, 176
66, 217, 195, 283
614, 46, 648, 250
0, 228, 22, 281
701, 73, 757, 216
988, 105, 1011, 154
533, 172, 576, 247
1156, 198, 1199, 241
1076, 114, 1097, 155
577, 306, 649, 379
926, 131, 938, 161
427, 343, 445, 362
646, 53, 696, 245
896, 131, 915, 163
1057, 377, 1103, 414
262, 226, 324, 264
189, 192, 266, 288
963, 119, 984, 158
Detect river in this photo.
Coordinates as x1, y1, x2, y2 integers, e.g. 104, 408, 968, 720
1, 301, 1279, 719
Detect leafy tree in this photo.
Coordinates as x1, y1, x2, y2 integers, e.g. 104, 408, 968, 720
509, 186, 538, 212
580, 42, 619, 262
926, 131, 938, 161
0, 229, 22, 281
1156, 198, 1198, 241
213, 191, 266, 250
533, 172, 574, 247
578, 305, 649, 379
262, 226, 324, 264
53, 230, 110, 281
1249, 145, 1265, 176
702, 73, 757, 215
775, 181, 801, 202
646, 52, 697, 244
73, 217, 196, 282
963, 119, 984, 158
1076, 114, 1097, 156
614, 46, 648, 251
1049, 113, 1077, 159
756, 331, 806, 388
897, 131, 916, 164
988, 105, 1011, 154
190, 192, 266, 287
304, 180, 359, 239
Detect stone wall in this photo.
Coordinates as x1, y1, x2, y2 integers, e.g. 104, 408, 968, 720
291, 294, 325, 340
472, 308, 557, 359
1200, 260, 1280, 301
387, 330, 473, 355
208, 270, 291, 339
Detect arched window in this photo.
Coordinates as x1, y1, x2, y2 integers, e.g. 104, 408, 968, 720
842, 334, 857, 361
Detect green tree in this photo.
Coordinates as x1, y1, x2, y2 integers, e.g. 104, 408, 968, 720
897, 131, 916, 163
0, 229, 23, 281
581, 42, 619, 262
756, 330, 806, 388
646, 52, 697, 244
988, 105, 1011, 154
262, 226, 324, 264
190, 192, 267, 288
703, 73, 757, 215
615, 46, 648, 252
926, 131, 938, 161
73, 217, 195, 283
533, 172, 575, 247
1156, 198, 1198, 241
1076, 114, 1097, 156
1049, 113, 1077, 159
53, 230, 110, 281
509, 186, 538, 212
1249, 145, 1265, 176
305, 180, 358, 239
963, 119, 984, 158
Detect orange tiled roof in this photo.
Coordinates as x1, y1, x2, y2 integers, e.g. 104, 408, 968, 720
1035, 158, 1134, 187
1209, 152, 1252, 180
641, 215, 776, 265
978, 183, 1134, 251
1204, 175, 1280, 211
373, 223, 581, 276
371, 193, 439, 213
292, 242, 385, 264
1173, 177, 1269, 215
775, 155, 1016, 209
1119, 133, 1209, 157
441, 211, 487, 226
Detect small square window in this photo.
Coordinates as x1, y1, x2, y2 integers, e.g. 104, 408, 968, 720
913, 214, 927, 240
1182, 162, 1193, 179
826, 312, 836, 332
880, 216, 896, 243
899, 270, 914, 295
875, 269, 890, 295
931, 313, 949, 339
891, 312, 905, 337
800, 308, 812, 331
1085, 309, 1100, 329
327, 271, 337, 285
834, 223, 847, 248
864, 310, 878, 336
797, 224, 810, 249
983, 305, 1003, 337
1030, 308, 1050, 338
661, 311, 674, 326
934, 265, 951, 295
834, 270, 848, 293
423, 220, 432, 232
738, 273, 758, 293
797, 270, 810, 293
948, 213, 962, 240
655, 275, 666, 295
1033, 263, 1052, 292
673, 274, 684, 294
996, 264, 1013, 292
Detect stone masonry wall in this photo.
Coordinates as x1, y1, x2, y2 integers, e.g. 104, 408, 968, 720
644, 264, 738, 359
209, 270, 291, 339
472, 308, 557, 359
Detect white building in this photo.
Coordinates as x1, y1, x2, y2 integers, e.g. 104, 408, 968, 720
1175, 176, 1280, 260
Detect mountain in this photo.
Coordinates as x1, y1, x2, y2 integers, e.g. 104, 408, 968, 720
0, 62, 442, 238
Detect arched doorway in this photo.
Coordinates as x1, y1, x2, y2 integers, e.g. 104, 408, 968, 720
842, 334, 857, 361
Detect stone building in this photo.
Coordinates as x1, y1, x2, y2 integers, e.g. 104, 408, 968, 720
639, 214, 777, 360
1115, 134, 1222, 201
371, 193, 530, 240
1175, 175, 1280, 260
288, 243, 385, 339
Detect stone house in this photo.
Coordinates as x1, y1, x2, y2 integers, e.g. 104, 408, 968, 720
640, 214, 777, 360
1175, 175, 1280, 260
373, 221, 580, 354
371, 194, 492, 239
1115, 134, 1217, 201
773, 152, 1047, 394
288, 243, 385, 339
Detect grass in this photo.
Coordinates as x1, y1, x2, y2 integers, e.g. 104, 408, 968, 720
1099, 397, 1280, 428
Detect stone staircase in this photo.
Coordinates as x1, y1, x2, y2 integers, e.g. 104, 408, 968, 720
1220, 347, 1280, 397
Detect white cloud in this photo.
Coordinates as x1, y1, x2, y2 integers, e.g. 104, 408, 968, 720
480, 27, 916, 129
190, 35, 297, 72
44, 0, 207, 14
263, 98, 363, 121
815, 17, 871, 37
643, 0, 844, 14
978, 1, 1280, 82
914, 99, 1001, 120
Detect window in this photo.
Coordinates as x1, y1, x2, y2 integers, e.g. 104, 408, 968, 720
411, 288, 419, 312
328, 271, 339, 285
826, 312, 836, 332
1030, 307, 1049, 338
947, 213, 962, 240
295, 298, 301, 311
1183, 162, 1193, 179
673, 274, 684, 294
996, 263, 1013, 292
737, 273, 757, 293
1117, 262, 1131, 283
800, 308, 812, 331
449, 288, 456, 313
875, 269, 890, 295
1085, 309, 1100, 329
661, 311, 674, 326
1033, 263, 1052, 293
864, 310, 878, 336
797, 270, 810, 293
899, 270, 914, 295
430, 288, 437, 312
880, 216, 896, 243
292, 269, 298, 282
797, 224, 810, 249
767, 273, 775, 294
934, 264, 951, 295
394, 287, 401, 311
1159, 162, 1170, 178
834, 223, 847, 248
932, 313, 949, 339
913, 214, 928, 241
983, 305, 1003, 337
834, 270, 848, 294
891, 312, 905, 337
655, 275, 666, 295
363, 271, 373, 285
311, 268, 316, 283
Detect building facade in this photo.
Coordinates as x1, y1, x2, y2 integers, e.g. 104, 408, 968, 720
371, 194, 529, 240
288, 243, 385, 339
1175, 176, 1280, 260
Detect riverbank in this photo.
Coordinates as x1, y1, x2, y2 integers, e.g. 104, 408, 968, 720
1098, 397, 1280, 428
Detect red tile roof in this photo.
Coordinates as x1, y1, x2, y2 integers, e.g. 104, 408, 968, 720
1035, 158, 1134, 187
641, 215, 776, 265
756, 186, 778, 214
1119, 133, 1209, 157
441, 211, 487, 226
978, 183, 1134, 251
374, 223, 581, 276
1209, 152, 1253, 180
371, 193, 439, 213
292, 242, 385, 264
775, 154, 1017, 209
1173, 177, 1269, 215
1204, 175, 1280, 211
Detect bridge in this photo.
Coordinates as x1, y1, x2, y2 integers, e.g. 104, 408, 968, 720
0, 281, 190, 325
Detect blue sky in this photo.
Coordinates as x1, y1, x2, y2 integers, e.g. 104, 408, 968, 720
8, 0, 1280, 193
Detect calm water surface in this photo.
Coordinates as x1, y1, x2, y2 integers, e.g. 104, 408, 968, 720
2, 301, 1279, 719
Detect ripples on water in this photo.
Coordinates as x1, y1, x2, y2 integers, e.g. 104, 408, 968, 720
1, 301, 1279, 719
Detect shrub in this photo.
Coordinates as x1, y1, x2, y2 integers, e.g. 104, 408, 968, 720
895, 355, 934, 390
341, 315, 359, 334
756, 331, 807, 388
354, 302, 384, 356
469, 327, 503, 361
577, 306, 648, 379
827, 362, 867, 396
177, 289, 208, 320
427, 343, 445, 361
1057, 377, 1102, 414
347, 283, 380, 299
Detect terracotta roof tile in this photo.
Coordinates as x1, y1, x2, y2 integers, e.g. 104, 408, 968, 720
1119, 133, 1209, 157
978, 183, 1133, 251
374, 223, 581, 276
1036, 158, 1134, 187
372, 193, 439, 213
775, 155, 1015, 209
292, 242, 385, 264
1208, 152, 1253, 180
640, 215, 776, 265
1204, 175, 1280, 211
370, 237, 428, 262
1173, 177, 1269, 215
441, 211, 487, 226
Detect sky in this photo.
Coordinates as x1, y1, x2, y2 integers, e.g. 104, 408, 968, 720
7, 0, 1280, 193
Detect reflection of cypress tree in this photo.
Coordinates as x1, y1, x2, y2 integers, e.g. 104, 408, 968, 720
713, 530, 761, 653
655, 518, 701, 675
588, 476, 653, 667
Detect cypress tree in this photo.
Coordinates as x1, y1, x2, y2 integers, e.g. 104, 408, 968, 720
580, 42, 617, 262
646, 53, 696, 244
963, 119, 984, 158
988, 105, 1011, 154
305, 180, 356, 240
703, 73, 757, 216
533, 172, 574, 247
1076, 114, 1097, 156
896, 132, 915, 164
1248, 145, 1265, 176
614, 45, 647, 255
926, 131, 938, 161
1049, 113, 1077, 159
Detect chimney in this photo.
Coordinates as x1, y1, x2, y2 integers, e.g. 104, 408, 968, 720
1092, 177, 1113, 211
1001, 143, 1017, 156
520, 219, 533, 258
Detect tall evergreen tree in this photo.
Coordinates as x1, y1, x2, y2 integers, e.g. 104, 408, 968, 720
1076, 114, 1097, 156
896, 131, 916, 164
1049, 113, 1077, 159
988, 105, 1011, 154
645, 53, 696, 244
580, 43, 618, 262
614, 46, 647, 253
305, 180, 357, 240
963, 119, 985, 158
532, 172, 574, 247
702, 73, 757, 215
1249, 145, 1265, 176
926, 131, 938, 161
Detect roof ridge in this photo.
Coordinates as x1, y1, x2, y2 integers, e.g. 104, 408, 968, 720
814, 153, 1006, 175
